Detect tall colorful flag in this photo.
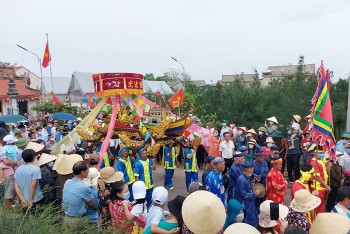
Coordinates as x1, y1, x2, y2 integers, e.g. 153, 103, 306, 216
310, 61, 336, 158
88, 93, 94, 109
42, 41, 51, 68
168, 88, 184, 109
52, 93, 61, 106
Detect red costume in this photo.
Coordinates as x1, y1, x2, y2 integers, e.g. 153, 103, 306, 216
291, 180, 310, 199
267, 167, 287, 204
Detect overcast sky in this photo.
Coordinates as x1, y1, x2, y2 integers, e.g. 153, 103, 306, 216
1, 0, 349, 83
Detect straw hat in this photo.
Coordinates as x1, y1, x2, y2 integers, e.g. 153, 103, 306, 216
266, 116, 278, 124
99, 167, 124, 183
293, 115, 301, 123
246, 129, 257, 135
37, 153, 57, 167
290, 189, 321, 213
304, 114, 311, 120
310, 213, 350, 234
253, 183, 266, 198
25, 142, 45, 152
182, 191, 226, 234
264, 137, 275, 144
238, 127, 247, 132
259, 200, 289, 228
224, 223, 260, 234
53, 154, 83, 175
83, 167, 99, 187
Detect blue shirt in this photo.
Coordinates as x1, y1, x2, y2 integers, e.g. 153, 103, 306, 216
202, 168, 212, 184
206, 170, 226, 205
14, 164, 44, 203
229, 163, 243, 191
55, 132, 62, 142
0, 145, 19, 161
184, 148, 197, 172
164, 147, 177, 169
134, 159, 154, 189
234, 174, 256, 205
62, 178, 94, 217
85, 186, 98, 222
117, 156, 135, 185
253, 160, 268, 185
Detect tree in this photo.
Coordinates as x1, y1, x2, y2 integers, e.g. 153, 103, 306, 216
32, 102, 78, 115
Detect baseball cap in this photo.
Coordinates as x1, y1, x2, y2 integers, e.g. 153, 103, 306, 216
132, 181, 147, 200
152, 186, 168, 205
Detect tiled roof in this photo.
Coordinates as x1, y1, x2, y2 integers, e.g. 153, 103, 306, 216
0, 79, 40, 100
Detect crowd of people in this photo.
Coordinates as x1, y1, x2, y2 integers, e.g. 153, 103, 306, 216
0, 113, 350, 234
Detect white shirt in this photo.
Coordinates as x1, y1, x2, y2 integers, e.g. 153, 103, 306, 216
219, 140, 235, 159
338, 153, 350, 172
131, 203, 147, 218
332, 204, 350, 217
220, 126, 230, 139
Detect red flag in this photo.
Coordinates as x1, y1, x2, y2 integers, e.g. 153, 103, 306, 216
52, 93, 60, 106
168, 88, 184, 109
42, 41, 51, 68
184, 129, 191, 138
3, 96, 10, 103
106, 97, 113, 105
88, 93, 94, 109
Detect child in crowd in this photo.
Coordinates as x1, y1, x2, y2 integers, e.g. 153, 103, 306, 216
0, 135, 19, 181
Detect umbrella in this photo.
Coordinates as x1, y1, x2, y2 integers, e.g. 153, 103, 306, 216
0, 114, 28, 123
51, 112, 77, 121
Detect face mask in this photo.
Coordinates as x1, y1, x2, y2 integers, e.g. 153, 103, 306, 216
123, 191, 130, 200
267, 143, 273, 147
88, 142, 92, 146
308, 119, 311, 123
269, 121, 274, 125
230, 124, 234, 128
47, 162, 54, 167
222, 123, 227, 127
50, 138, 55, 141
188, 114, 193, 117
287, 130, 291, 135
214, 133, 218, 137
249, 144, 254, 149
258, 131, 263, 135
235, 213, 244, 222
346, 150, 350, 155
37, 132, 42, 136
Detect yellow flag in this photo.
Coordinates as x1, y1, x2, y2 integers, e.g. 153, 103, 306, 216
137, 98, 145, 106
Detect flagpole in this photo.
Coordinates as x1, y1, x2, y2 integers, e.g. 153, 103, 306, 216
346, 71, 350, 131
46, 33, 55, 113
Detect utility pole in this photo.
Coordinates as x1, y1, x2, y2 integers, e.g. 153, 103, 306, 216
347, 73, 350, 131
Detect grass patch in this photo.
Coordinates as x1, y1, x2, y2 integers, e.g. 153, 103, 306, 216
0, 204, 117, 234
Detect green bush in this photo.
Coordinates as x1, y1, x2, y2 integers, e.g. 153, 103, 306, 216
0, 205, 116, 234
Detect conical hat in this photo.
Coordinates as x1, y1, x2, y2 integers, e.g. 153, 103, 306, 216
247, 129, 257, 135
37, 153, 57, 166
53, 154, 83, 175
310, 213, 350, 234
224, 223, 260, 234
293, 115, 301, 123
266, 116, 278, 124
238, 127, 247, 132
182, 191, 226, 234
304, 114, 311, 120
25, 142, 45, 152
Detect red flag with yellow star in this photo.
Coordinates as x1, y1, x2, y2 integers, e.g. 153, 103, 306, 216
42, 41, 51, 68
168, 88, 184, 109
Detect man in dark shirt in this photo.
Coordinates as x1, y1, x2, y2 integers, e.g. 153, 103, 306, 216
264, 145, 280, 170
202, 156, 215, 184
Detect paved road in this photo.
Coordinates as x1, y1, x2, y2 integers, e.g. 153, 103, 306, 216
152, 162, 292, 207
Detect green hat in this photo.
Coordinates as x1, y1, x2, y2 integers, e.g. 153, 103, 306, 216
343, 133, 350, 139
14, 129, 21, 134
274, 131, 283, 138
58, 126, 64, 130
15, 138, 27, 148
223, 120, 228, 123
257, 127, 267, 132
